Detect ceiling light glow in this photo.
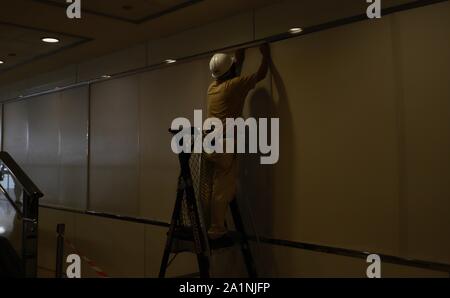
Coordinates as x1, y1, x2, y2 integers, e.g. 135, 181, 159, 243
289, 28, 303, 34
165, 59, 177, 64
42, 37, 60, 43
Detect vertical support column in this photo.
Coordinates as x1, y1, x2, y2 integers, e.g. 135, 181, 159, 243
86, 84, 91, 212
55, 224, 66, 278
21, 193, 39, 278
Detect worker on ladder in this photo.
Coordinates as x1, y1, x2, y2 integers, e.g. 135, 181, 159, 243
206, 44, 271, 245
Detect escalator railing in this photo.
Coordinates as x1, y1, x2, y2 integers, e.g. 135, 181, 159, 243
0, 151, 43, 277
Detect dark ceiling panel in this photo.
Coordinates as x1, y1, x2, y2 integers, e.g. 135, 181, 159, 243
0, 22, 90, 73
34, 0, 204, 23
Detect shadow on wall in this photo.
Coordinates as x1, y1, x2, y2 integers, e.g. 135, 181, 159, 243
238, 61, 295, 276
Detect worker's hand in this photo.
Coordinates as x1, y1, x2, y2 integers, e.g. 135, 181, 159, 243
235, 48, 246, 58
259, 43, 271, 57
235, 48, 246, 63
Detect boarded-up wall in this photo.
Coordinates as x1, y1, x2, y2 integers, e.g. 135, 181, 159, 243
3, 1, 449, 277
3, 86, 88, 209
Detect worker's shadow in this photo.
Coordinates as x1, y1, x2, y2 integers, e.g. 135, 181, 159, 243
237, 60, 294, 276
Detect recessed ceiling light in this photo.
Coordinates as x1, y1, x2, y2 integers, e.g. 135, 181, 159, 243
42, 37, 60, 43
165, 59, 177, 64
0, 61, 4, 64
101, 75, 111, 79
289, 28, 303, 34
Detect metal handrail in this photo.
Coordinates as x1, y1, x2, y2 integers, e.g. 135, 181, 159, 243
0, 184, 23, 218
0, 151, 42, 278
0, 152, 43, 199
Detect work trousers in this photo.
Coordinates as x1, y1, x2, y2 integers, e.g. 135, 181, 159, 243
204, 151, 238, 240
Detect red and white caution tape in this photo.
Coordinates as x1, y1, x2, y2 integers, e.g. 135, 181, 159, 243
64, 238, 109, 278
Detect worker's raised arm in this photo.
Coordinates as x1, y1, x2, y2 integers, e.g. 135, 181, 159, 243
255, 43, 271, 82
234, 48, 246, 76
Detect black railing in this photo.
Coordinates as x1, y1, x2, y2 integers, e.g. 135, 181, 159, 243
0, 152, 42, 199
0, 151, 43, 278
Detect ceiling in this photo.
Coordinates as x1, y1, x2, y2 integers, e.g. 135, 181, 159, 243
0, 22, 89, 73
0, 0, 428, 87
34, 0, 203, 23
0, 0, 279, 85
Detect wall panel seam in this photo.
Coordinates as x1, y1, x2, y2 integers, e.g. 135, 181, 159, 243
390, 14, 408, 259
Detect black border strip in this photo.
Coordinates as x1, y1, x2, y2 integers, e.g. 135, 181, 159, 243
41, 204, 170, 228
259, 237, 450, 274
40, 204, 450, 274
33, 0, 204, 24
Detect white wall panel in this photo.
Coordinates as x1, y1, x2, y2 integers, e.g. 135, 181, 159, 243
27, 93, 61, 205
392, 2, 450, 263
139, 59, 210, 221
90, 76, 140, 216
3, 100, 29, 166
239, 47, 274, 240
249, 18, 400, 254
59, 87, 89, 210
3, 88, 88, 208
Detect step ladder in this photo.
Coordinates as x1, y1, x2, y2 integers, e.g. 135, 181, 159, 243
159, 128, 257, 278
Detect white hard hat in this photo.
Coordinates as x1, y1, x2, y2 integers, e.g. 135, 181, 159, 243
209, 53, 235, 79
